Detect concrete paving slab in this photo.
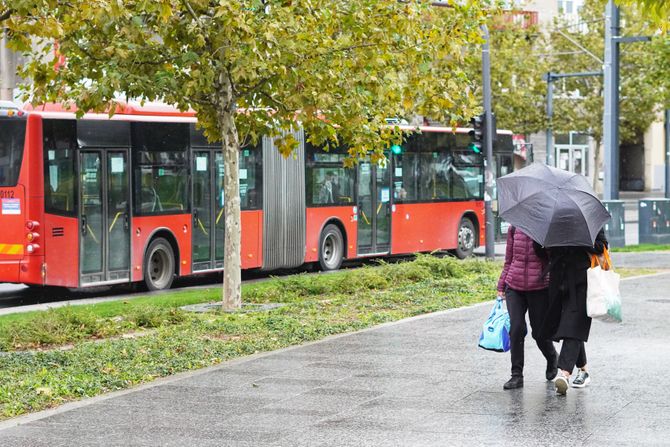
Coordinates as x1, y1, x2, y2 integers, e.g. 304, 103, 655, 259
2, 273, 670, 446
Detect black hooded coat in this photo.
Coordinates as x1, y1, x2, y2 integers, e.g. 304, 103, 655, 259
540, 229, 608, 342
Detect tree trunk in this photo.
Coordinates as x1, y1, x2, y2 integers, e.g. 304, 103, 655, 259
219, 76, 242, 310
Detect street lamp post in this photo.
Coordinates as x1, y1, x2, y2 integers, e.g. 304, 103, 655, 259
603, 0, 620, 201
481, 24, 495, 260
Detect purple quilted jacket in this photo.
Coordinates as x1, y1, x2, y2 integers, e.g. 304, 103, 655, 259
497, 227, 549, 293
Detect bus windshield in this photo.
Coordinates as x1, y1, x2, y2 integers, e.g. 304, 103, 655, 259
0, 118, 27, 186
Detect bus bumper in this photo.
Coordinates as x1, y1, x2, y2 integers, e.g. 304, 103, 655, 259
19, 257, 45, 285
0, 260, 20, 283
0, 257, 44, 285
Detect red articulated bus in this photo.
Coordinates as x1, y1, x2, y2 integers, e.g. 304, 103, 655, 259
0, 102, 504, 291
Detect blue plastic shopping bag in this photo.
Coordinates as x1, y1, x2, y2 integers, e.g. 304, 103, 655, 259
478, 298, 511, 352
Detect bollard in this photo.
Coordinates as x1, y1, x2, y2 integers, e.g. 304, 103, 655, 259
638, 199, 670, 245
494, 214, 510, 242
603, 200, 625, 248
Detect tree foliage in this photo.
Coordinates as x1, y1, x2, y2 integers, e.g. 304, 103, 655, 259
616, 0, 670, 28
1, 0, 493, 308
481, 0, 662, 140
5, 0, 491, 158
484, 20, 548, 135
546, 0, 659, 144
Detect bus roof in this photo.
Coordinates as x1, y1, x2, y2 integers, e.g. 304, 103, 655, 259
22, 104, 514, 135
24, 102, 197, 118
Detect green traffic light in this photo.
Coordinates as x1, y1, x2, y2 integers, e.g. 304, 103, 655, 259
468, 143, 481, 154
391, 144, 403, 155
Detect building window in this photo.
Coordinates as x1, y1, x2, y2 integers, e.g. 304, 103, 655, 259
555, 131, 589, 176
558, 0, 584, 17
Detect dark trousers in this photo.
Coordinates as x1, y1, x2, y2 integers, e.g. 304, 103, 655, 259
558, 338, 587, 372
506, 288, 557, 377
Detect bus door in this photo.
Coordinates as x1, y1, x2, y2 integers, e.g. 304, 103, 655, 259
192, 149, 225, 271
357, 157, 391, 255
79, 150, 130, 285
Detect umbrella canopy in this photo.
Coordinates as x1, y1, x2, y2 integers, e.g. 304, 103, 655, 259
497, 162, 611, 247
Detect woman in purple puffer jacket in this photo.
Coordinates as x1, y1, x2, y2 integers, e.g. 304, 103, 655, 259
497, 226, 558, 390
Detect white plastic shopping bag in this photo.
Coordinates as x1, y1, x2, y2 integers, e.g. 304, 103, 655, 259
586, 247, 622, 322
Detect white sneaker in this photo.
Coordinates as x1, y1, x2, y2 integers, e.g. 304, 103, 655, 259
571, 370, 591, 388
554, 375, 569, 395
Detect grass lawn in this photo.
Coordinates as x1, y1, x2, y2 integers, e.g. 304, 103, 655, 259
617, 267, 663, 278
610, 244, 670, 252
0, 255, 502, 420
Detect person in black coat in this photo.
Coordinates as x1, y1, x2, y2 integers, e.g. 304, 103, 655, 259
540, 228, 608, 395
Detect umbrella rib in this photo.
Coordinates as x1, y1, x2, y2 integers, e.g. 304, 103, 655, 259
564, 189, 607, 238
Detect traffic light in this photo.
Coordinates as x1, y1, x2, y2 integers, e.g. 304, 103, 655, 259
468, 112, 497, 154
391, 144, 403, 155
468, 113, 485, 154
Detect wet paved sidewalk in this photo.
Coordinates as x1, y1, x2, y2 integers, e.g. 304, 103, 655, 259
1, 273, 670, 446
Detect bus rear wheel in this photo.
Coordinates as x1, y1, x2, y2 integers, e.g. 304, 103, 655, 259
319, 224, 344, 271
144, 237, 175, 291
454, 218, 476, 259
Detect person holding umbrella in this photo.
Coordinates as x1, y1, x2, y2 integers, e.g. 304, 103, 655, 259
496, 163, 612, 396
497, 225, 558, 390
542, 228, 608, 395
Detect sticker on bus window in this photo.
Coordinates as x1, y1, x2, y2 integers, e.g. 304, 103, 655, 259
158, 168, 165, 176
239, 169, 248, 180
196, 157, 207, 172
111, 157, 124, 173
48, 150, 56, 161
395, 168, 402, 177
49, 166, 59, 191
380, 187, 390, 203
2, 198, 20, 215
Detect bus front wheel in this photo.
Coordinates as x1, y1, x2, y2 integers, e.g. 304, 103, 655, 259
319, 224, 344, 271
454, 218, 476, 259
144, 237, 175, 291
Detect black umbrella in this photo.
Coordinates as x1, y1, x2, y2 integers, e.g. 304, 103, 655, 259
497, 163, 611, 247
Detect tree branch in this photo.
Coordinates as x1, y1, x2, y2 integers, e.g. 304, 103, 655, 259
0, 9, 12, 23
258, 90, 291, 113
180, 0, 204, 28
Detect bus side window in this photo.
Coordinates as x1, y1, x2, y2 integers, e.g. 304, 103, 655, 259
304, 140, 354, 207
240, 144, 263, 211
132, 123, 189, 215
43, 119, 77, 216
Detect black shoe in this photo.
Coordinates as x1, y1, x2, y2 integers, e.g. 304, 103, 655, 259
546, 356, 558, 381
571, 370, 591, 388
503, 376, 524, 390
